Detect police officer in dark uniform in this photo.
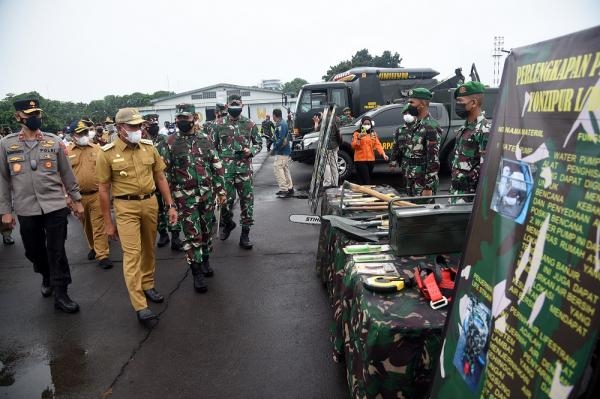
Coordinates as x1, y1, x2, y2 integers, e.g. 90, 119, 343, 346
0, 99, 84, 313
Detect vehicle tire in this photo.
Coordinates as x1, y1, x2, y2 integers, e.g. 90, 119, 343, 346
337, 150, 353, 182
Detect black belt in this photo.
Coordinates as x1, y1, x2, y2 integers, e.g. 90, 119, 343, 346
80, 190, 98, 195
407, 158, 425, 166
114, 193, 154, 200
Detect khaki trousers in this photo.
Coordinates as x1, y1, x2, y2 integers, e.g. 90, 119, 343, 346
273, 155, 293, 191
81, 193, 109, 260
113, 195, 158, 311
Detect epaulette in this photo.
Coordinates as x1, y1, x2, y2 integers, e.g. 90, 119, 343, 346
101, 142, 116, 151
139, 138, 154, 145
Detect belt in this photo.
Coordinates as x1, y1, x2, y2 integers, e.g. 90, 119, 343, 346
114, 192, 155, 201
407, 158, 425, 166
80, 190, 98, 195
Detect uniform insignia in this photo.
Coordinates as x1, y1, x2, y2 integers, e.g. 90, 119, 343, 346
119, 171, 128, 176
29, 101, 35, 106
112, 158, 124, 163
68, 154, 76, 158
8, 144, 21, 151
44, 161, 52, 169
12, 163, 22, 173
8, 156, 23, 162
140, 138, 153, 145
458, 86, 467, 94
101, 142, 116, 151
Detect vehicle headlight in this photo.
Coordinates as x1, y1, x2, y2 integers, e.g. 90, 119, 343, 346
303, 137, 319, 148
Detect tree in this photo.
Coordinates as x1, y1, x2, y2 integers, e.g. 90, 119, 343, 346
322, 49, 402, 81
281, 78, 308, 97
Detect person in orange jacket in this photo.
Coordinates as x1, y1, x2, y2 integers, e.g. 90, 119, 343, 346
351, 116, 388, 184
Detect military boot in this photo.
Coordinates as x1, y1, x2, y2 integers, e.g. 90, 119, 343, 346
219, 221, 236, 241
170, 231, 184, 251
189, 262, 208, 293
200, 257, 214, 277
54, 286, 80, 313
239, 227, 253, 250
157, 230, 170, 247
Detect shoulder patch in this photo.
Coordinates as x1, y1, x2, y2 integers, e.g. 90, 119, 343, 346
101, 142, 116, 151
139, 138, 154, 145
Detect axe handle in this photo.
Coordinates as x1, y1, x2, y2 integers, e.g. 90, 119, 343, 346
344, 205, 389, 211
345, 182, 416, 207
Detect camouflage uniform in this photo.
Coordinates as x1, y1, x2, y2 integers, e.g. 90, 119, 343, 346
209, 114, 262, 229
261, 118, 275, 151
391, 124, 410, 174
402, 115, 441, 199
449, 115, 491, 202
158, 131, 225, 266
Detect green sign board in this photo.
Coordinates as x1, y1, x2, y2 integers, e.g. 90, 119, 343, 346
431, 25, 600, 399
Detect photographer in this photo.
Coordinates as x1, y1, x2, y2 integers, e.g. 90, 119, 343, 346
351, 116, 388, 185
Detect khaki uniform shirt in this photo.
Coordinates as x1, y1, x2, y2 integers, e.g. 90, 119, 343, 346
0, 131, 81, 216
95, 137, 165, 197
67, 142, 101, 193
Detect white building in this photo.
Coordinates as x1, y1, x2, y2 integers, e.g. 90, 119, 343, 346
139, 83, 295, 124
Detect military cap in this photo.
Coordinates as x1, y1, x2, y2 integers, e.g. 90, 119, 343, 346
454, 81, 486, 98
216, 103, 227, 112
73, 120, 90, 134
13, 98, 43, 113
105, 116, 114, 124
408, 88, 433, 100
175, 103, 195, 116
143, 113, 159, 124
227, 94, 242, 104
115, 107, 145, 124
81, 116, 95, 127
343, 107, 351, 112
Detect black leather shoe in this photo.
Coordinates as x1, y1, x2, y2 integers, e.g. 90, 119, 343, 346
157, 231, 170, 247
200, 260, 214, 277
239, 227, 253, 250
2, 232, 14, 245
87, 249, 96, 260
189, 263, 208, 293
54, 293, 80, 313
137, 308, 158, 325
41, 283, 54, 298
170, 233, 184, 251
144, 288, 164, 303
98, 258, 113, 269
219, 221, 236, 241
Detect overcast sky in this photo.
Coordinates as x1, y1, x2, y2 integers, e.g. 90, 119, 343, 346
1, 0, 598, 103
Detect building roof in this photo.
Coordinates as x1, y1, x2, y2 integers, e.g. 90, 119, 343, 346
150, 83, 283, 104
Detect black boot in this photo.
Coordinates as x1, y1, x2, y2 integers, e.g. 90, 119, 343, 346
219, 221, 236, 241
41, 275, 53, 298
157, 230, 170, 247
54, 286, 80, 313
200, 258, 214, 277
239, 227, 253, 250
170, 231, 184, 251
189, 262, 208, 293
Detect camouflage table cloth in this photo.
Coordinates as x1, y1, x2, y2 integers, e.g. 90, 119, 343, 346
315, 187, 462, 398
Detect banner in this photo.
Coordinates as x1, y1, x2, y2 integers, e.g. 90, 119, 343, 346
431, 26, 600, 399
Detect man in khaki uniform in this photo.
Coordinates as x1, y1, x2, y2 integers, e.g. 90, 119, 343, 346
67, 120, 113, 269
96, 108, 178, 325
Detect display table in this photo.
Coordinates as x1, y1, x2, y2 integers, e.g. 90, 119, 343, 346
315, 187, 461, 399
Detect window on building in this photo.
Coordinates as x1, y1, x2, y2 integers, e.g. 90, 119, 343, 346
241, 91, 251, 97
191, 94, 202, 100
226, 89, 241, 99
203, 91, 216, 99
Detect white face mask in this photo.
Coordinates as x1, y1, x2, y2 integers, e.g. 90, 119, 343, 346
403, 114, 416, 124
75, 135, 90, 146
362, 124, 372, 131
89, 130, 96, 139
126, 129, 142, 144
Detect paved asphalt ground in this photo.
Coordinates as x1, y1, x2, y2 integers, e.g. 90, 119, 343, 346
0, 149, 449, 399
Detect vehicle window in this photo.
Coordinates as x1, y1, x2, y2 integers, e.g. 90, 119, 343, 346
298, 90, 327, 113
372, 109, 400, 127
330, 88, 348, 108
429, 105, 440, 120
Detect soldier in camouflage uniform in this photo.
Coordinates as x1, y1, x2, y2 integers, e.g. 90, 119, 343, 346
144, 113, 184, 250
401, 88, 441, 202
158, 104, 226, 293
389, 104, 416, 185
450, 81, 491, 203
208, 94, 262, 249
339, 107, 353, 126
261, 115, 275, 152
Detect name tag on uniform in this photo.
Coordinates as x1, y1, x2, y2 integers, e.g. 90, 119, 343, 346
68, 154, 77, 158
113, 158, 124, 163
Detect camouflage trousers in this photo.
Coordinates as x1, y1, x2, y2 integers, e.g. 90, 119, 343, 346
222, 172, 254, 227
173, 189, 215, 264
449, 176, 476, 203
404, 165, 439, 203
156, 191, 181, 233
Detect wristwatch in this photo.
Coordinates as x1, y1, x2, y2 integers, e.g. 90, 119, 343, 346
166, 203, 177, 210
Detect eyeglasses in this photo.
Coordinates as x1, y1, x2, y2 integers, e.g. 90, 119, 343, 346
30, 159, 37, 171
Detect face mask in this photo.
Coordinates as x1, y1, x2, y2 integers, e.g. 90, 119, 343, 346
125, 129, 142, 144
75, 135, 90, 146
23, 116, 42, 131
148, 125, 160, 136
403, 114, 416, 124
89, 130, 96, 139
362, 124, 372, 132
106, 124, 116, 133
455, 103, 469, 119
176, 120, 194, 134
227, 106, 243, 118
407, 105, 419, 117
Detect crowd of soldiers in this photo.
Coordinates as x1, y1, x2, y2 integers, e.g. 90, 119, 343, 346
0, 94, 262, 326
